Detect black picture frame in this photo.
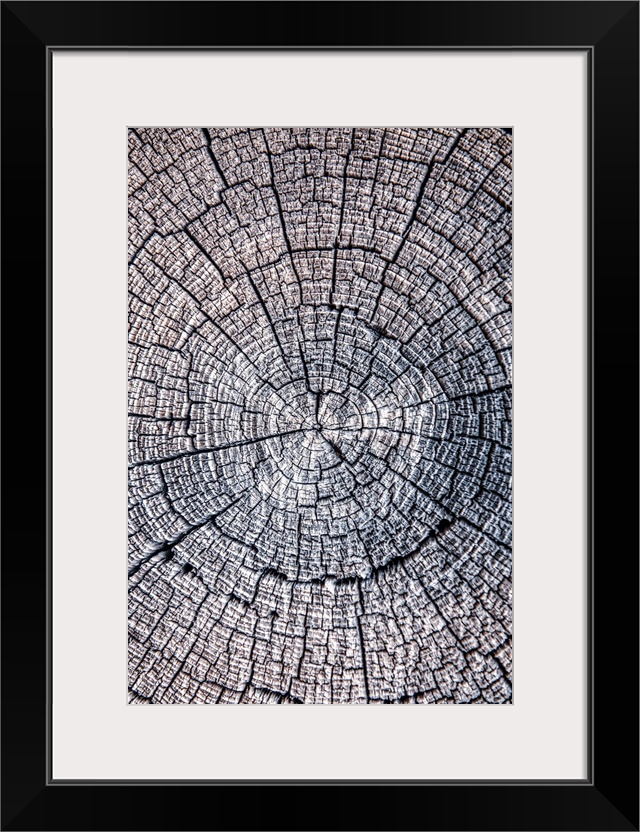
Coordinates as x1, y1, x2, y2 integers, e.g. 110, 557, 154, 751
2, 2, 638, 830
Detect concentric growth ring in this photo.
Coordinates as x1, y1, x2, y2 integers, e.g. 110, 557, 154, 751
128, 127, 512, 704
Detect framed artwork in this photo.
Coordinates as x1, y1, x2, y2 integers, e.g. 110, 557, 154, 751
2, 2, 637, 830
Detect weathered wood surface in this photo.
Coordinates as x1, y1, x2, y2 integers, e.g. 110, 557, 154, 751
128, 127, 512, 704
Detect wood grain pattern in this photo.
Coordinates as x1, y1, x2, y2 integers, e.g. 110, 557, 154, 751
128, 127, 512, 704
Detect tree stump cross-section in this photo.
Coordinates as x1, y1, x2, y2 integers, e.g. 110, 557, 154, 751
128, 127, 512, 705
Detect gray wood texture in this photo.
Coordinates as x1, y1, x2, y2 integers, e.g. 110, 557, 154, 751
128, 127, 512, 704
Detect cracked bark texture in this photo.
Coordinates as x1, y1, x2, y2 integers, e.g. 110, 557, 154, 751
128, 127, 512, 705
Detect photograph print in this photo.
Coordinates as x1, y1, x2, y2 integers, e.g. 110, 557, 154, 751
127, 127, 512, 705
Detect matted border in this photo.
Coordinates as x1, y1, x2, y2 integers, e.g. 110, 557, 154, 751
51, 49, 586, 782
1, 2, 638, 830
